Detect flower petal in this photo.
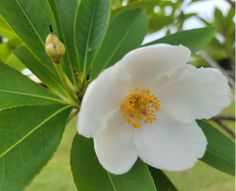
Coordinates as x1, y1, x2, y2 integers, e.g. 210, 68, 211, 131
152, 65, 231, 123
94, 110, 137, 174
133, 113, 207, 171
77, 64, 130, 138
118, 44, 191, 87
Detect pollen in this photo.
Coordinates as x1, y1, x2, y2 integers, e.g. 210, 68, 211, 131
121, 89, 160, 128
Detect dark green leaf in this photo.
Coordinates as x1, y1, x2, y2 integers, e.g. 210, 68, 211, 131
144, 27, 215, 53
0, 104, 71, 191
0, 62, 64, 109
71, 134, 157, 191
0, 0, 56, 70
197, 120, 235, 176
149, 167, 178, 191
75, 0, 111, 72
91, 9, 148, 78
48, 0, 79, 83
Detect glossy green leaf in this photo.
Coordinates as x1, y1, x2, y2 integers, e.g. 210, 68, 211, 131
144, 27, 215, 53
0, 16, 17, 40
198, 120, 235, 176
91, 9, 148, 78
48, 0, 79, 83
71, 134, 157, 191
0, 63, 64, 109
0, 0, 56, 70
75, 0, 111, 72
149, 167, 178, 191
14, 46, 69, 98
0, 104, 71, 191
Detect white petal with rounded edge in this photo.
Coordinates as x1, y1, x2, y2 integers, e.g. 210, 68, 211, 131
133, 113, 207, 171
152, 65, 231, 123
94, 110, 137, 174
77, 64, 130, 138
118, 44, 191, 87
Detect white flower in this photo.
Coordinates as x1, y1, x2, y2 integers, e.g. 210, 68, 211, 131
77, 44, 231, 174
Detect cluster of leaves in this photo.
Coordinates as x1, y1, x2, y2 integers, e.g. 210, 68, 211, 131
0, 0, 234, 191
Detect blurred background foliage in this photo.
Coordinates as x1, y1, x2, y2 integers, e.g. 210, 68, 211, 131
0, 0, 234, 190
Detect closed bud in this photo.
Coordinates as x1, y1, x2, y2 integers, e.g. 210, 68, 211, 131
45, 26, 65, 64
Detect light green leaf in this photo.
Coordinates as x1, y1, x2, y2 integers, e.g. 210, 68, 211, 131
48, 0, 79, 83
149, 167, 178, 191
0, 0, 56, 70
0, 38, 22, 61
198, 120, 235, 176
144, 27, 215, 53
75, 0, 111, 72
0, 104, 71, 191
91, 9, 148, 78
0, 63, 64, 109
70, 134, 157, 191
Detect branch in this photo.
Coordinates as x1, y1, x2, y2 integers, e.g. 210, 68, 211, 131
213, 118, 235, 139
212, 115, 235, 121
224, 0, 235, 8
199, 51, 235, 88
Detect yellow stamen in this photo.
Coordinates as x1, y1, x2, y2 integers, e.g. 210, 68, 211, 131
121, 89, 160, 128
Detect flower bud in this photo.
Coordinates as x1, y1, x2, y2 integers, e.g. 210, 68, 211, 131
45, 27, 65, 64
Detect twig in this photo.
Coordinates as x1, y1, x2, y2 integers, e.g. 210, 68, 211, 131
224, 0, 235, 8
199, 51, 235, 87
212, 115, 235, 121
213, 118, 235, 139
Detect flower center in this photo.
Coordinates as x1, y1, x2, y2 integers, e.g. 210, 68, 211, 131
121, 89, 160, 128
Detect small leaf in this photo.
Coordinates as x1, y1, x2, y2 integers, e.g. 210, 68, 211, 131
0, 104, 71, 191
91, 9, 148, 78
0, 62, 64, 109
197, 120, 235, 176
144, 27, 215, 53
149, 167, 178, 191
75, 0, 111, 72
71, 134, 157, 191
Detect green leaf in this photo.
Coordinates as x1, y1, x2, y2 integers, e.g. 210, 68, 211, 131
0, 104, 71, 191
91, 9, 148, 78
0, 63, 64, 109
48, 0, 79, 83
144, 27, 215, 53
0, 0, 56, 70
0, 38, 22, 61
70, 134, 156, 191
197, 120, 235, 176
75, 0, 111, 72
149, 15, 174, 32
149, 167, 178, 191
14, 46, 69, 98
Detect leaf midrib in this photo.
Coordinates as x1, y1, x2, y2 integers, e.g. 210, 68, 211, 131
0, 105, 70, 158
15, 0, 44, 46
204, 149, 234, 166
0, 89, 65, 104
83, 0, 98, 68
101, 16, 137, 70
